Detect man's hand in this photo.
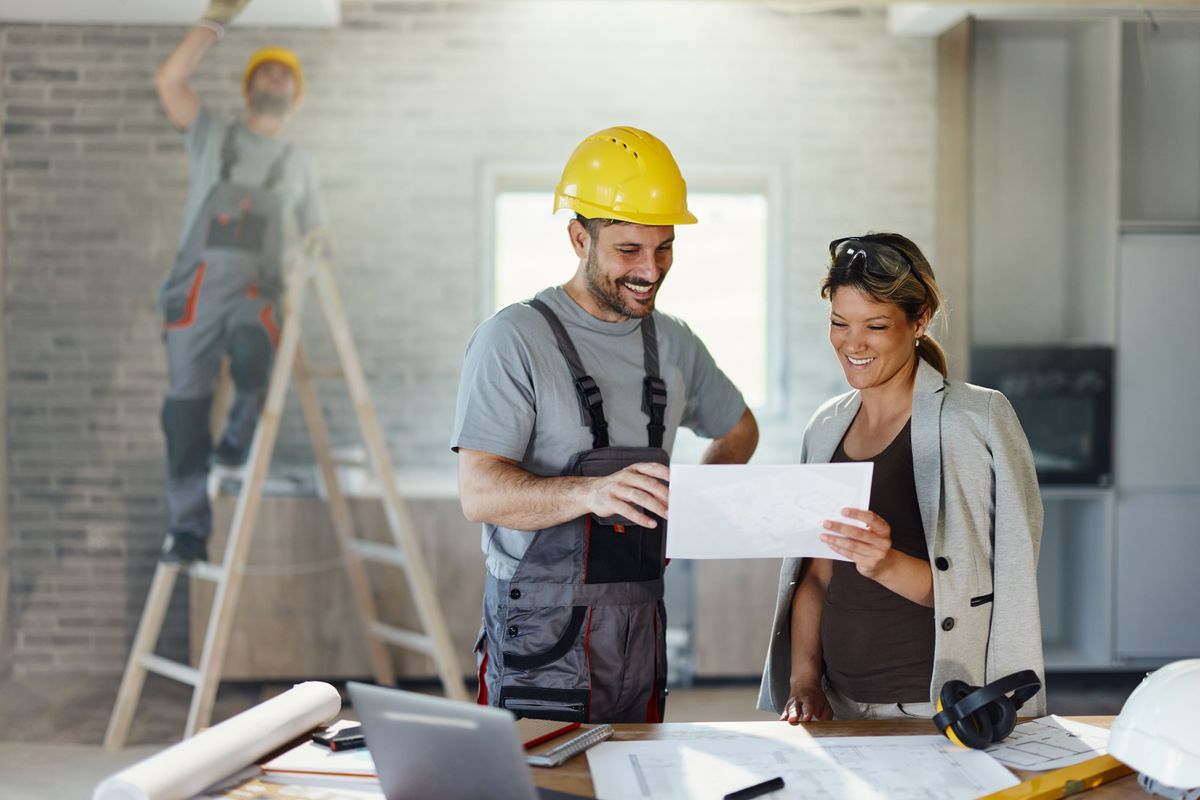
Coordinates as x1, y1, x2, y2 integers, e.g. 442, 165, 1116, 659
584, 462, 670, 528
202, 0, 251, 24
781, 681, 833, 724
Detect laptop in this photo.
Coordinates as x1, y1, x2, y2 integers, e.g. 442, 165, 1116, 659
346, 682, 585, 800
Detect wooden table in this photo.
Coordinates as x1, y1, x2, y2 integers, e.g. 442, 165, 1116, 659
532, 717, 1143, 798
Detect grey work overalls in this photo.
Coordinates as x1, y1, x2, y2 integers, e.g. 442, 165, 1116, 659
477, 299, 671, 724
159, 123, 292, 540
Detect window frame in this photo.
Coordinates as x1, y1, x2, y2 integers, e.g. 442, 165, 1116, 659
479, 162, 788, 421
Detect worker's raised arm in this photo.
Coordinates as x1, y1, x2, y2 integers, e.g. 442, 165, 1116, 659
155, 1, 251, 129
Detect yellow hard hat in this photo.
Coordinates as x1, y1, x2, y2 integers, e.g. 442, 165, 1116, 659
243, 47, 305, 105
554, 126, 697, 226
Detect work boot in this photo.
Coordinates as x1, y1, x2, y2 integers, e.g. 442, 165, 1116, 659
161, 531, 209, 565
210, 437, 249, 467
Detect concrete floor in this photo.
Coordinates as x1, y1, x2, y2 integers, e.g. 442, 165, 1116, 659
0, 672, 1144, 799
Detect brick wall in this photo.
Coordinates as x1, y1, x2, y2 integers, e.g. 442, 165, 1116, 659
1, 1, 935, 675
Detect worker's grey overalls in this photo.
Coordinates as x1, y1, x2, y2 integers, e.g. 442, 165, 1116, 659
477, 299, 671, 724
159, 124, 291, 540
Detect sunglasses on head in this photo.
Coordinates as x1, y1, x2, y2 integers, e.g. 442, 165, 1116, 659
828, 236, 928, 293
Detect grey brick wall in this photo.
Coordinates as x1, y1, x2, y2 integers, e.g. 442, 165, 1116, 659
1, 1, 935, 675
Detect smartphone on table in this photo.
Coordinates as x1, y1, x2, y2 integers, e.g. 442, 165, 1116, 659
311, 723, 365, 751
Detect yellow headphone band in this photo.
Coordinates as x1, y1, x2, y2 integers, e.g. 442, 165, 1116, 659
935, 695, 969, 748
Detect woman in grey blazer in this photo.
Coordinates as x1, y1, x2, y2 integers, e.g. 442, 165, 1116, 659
758, 233, 1046, 723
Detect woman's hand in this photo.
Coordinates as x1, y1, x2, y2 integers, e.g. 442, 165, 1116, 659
821, 508, 935, 606
781, 682, 833, 724
821, 508, 896, 580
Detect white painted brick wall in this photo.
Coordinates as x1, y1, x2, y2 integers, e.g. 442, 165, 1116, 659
1, 1, 935, 674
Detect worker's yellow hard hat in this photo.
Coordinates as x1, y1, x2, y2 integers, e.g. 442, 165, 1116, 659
553, 127, 697, 226
242, 47, 305, 105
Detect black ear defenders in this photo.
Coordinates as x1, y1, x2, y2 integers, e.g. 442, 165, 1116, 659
933, 670, 1042, 749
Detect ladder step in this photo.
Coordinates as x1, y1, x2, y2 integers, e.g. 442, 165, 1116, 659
350, 539, 408, 569
331, 456, 368, 468
304, 364, 344, 380
140, 654, 201, 686
370, 622, 436, 655
187, 560, 225, 583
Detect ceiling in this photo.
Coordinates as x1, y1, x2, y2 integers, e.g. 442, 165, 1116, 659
0, 1, 1195, 36
0, 0, 340, 28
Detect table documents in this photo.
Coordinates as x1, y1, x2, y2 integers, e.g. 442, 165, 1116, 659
539, 719, 1142, 800
666, 464, 872, 560
261, 719, 376, 781
985, 716, 1112, 771
587, 722, 1016, 800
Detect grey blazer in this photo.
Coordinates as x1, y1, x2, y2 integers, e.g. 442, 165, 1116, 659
757, 357, 1047, 715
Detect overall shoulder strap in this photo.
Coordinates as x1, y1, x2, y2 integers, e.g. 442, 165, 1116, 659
529, 298, 609, 448
219, 122, 238, 182
263, 143, 293, 190
640, 315, 667, 449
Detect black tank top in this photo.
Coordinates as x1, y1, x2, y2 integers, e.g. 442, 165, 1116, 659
820, 418, 935, 703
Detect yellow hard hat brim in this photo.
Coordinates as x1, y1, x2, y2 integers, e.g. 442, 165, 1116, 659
554, 194, 698, 226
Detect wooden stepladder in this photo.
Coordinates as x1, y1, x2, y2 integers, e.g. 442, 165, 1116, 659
105, 240, 468, 750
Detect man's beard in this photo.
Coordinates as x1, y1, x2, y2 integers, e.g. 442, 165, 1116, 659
584, 248, 660, 319
248, 88, 292, 118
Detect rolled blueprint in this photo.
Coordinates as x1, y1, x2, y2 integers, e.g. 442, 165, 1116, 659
94, 681, 341, 800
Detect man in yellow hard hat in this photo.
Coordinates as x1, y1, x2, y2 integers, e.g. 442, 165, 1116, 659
453, 127, 759, 723
153, 0, 325, 564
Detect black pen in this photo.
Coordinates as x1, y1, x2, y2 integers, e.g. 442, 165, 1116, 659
724, 775, 785, 800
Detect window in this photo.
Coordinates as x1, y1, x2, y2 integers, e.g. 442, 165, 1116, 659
490, 184, 775, 410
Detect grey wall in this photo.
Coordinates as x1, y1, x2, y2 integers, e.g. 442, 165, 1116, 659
1, 1, 936, 675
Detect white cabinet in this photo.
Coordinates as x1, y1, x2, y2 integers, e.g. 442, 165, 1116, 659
1120, 24, 1200, 224
1036, 491, 1114, 669
1115, 494, 1200, 661
1116, 235, 1200, 490
971, 20, 1118, 348
1112, 234, 1200, 662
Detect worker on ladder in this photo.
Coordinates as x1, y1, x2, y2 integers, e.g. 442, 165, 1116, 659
452, 127, 760, 723
154, 0, 326, 564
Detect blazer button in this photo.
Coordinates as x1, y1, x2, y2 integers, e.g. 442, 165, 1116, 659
509, 588, 522, 600
941, 617, 955, 632
507, 625, 519, 637
935, 557, 950, 571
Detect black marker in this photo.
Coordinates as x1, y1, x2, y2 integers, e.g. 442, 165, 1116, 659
724, 775, 785, 800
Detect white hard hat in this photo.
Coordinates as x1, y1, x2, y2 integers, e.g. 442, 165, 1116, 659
1108, 659, 1200, 791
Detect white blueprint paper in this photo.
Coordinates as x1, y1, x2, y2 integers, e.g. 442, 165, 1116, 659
665, 464, 873, 560
587, 730, 1018, 800
93, 682, 341, 800
985, 715, 1111, 771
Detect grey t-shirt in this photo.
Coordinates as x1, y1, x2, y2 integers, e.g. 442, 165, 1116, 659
451, 286, 747, 579
175, 105, 326, 251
